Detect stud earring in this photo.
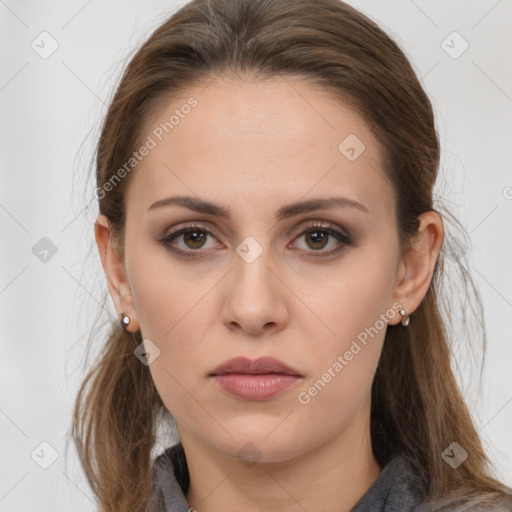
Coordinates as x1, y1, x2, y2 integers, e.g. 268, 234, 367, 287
399, 307, 410, 327
119, 312, 131, 331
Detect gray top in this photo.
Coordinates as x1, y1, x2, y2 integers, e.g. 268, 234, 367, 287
147, 444, 427, 511
147, 444, 512, 511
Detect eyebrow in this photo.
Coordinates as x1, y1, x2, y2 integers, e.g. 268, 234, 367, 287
147, 195, 369, 220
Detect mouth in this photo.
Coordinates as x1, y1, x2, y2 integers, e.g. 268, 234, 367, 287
209, 356, 302, 377
208, 356, 304, 401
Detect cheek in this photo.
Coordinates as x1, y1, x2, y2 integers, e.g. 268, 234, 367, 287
292, 279, 392, 434
127, 236, 207, 339
126, 244, 219, 416
296, 247, 398, 347
291, 245, 399, 399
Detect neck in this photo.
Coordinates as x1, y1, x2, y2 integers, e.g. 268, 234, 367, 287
181, 409, 381, 512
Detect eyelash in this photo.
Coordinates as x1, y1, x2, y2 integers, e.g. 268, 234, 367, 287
158, 221, 353, 260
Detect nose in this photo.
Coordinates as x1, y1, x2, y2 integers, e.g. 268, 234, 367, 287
221, 244, 289, 337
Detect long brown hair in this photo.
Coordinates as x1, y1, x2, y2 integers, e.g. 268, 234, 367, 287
71, 0, 512, 510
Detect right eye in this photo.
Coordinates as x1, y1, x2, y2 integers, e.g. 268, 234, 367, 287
159, 223, 223, 258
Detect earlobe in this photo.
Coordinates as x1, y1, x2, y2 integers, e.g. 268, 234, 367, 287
389, 211, 444, 326
95, 215, 139, 332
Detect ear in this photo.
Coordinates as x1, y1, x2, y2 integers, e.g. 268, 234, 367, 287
388, 210, 444, 326
95, 214, 140, 332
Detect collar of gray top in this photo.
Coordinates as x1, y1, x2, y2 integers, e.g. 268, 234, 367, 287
146, 444, 430, 512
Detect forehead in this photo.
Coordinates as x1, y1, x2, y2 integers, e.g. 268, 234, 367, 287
125, 76, 393, 219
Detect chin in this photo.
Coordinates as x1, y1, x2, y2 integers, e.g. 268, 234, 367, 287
201, 421, 312, 465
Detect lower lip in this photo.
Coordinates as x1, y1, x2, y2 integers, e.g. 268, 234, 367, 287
211, 373, 302, 401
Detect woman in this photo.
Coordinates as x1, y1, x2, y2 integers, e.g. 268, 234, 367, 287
72, 0, 512, 510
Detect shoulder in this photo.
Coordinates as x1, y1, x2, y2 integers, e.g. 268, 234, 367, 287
391, 456, 512, 512
415, 495, 512, 512
351, 452, 426, 511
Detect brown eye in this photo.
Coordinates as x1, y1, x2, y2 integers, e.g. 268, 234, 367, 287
159, 224, 222, 258
181, 229, 208, 249
291, 222, 353, 259
304, 229, 330, 250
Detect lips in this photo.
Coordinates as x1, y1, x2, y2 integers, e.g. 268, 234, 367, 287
208, 356, 303, 401
209, 356, 302, 377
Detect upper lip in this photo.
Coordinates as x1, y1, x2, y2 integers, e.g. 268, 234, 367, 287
209, 356, 303, 376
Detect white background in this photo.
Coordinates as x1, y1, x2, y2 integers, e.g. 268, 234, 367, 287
1, 0, 511, 510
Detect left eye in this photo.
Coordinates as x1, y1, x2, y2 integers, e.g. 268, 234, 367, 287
293, 227, 347, 252
296, 226, 352, 256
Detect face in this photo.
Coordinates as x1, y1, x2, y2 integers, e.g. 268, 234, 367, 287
120, 75, 405, 463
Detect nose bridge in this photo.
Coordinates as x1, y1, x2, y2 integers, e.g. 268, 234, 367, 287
231, 234, 277, 301
222, 233, 287, 333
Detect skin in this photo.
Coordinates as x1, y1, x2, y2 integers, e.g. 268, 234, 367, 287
96, 74, 444, 512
